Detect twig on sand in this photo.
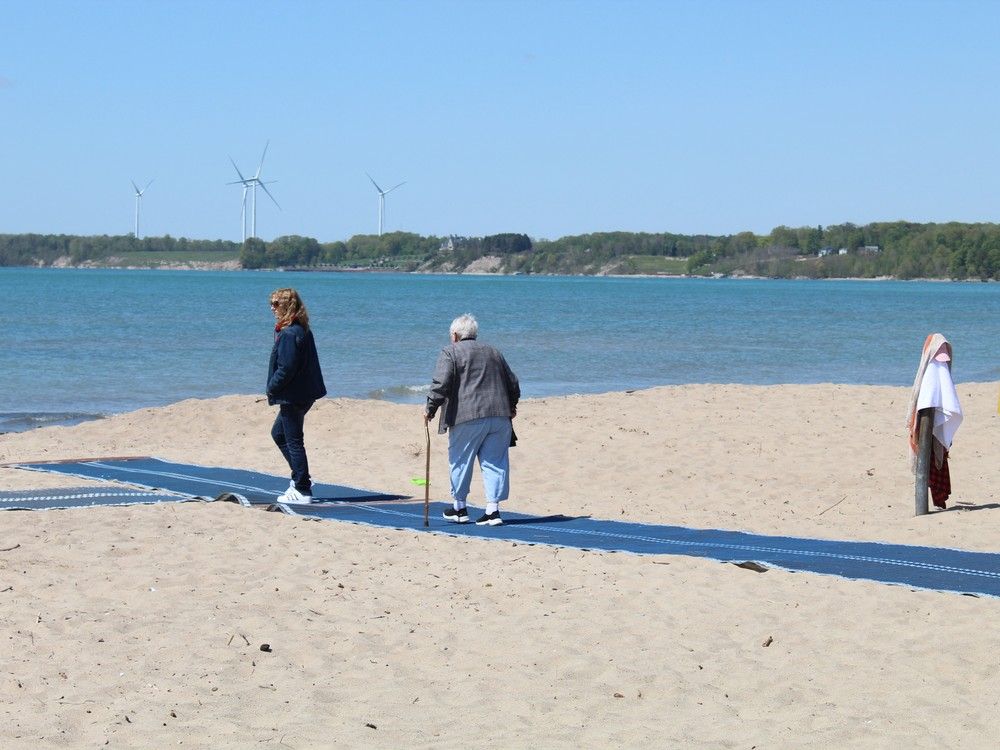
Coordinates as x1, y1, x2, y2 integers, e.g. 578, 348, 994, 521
1, 544, 20, 552
816, 495, 848, 517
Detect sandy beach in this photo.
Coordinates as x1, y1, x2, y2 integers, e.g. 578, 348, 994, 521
1, 382, 998, 748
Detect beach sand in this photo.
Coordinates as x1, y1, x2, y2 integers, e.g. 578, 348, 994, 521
1, 383, 998, 748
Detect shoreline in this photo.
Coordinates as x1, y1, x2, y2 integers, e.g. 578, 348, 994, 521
6, 378, 999, 434
7, 263, 996, 282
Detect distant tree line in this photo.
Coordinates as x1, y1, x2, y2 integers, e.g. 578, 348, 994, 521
0, 234, 239, 266
2, 222, 997, 279
691, 222, 1000, 280
239, 232, 444, 269
239, 232, 533, 270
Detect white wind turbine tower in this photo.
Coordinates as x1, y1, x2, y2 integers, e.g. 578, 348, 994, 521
131, 179, 153, 238
366, 173, 405, 236
228, 142, 280, 241
227, 159, 252, 242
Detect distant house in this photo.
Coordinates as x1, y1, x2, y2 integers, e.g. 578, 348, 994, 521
860, 245, 881, 255
838, 248, 849, 255
817, 246, 835, 257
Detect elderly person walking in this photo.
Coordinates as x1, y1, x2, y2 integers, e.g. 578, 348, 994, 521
267, 287, 327, 504
424, 313, 520, 526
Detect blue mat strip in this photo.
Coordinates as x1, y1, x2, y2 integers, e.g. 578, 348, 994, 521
13, 459, 1000, 599
0, 486, 194, 511
15, 457, 406, 505
291, 501, 1000, 599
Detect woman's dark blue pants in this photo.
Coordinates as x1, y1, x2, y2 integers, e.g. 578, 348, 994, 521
271, 401, 314, 493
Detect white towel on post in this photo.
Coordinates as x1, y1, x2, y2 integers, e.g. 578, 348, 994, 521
915, 360, 963, 450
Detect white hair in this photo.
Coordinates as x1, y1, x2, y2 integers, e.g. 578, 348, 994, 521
450, 313, 478, 340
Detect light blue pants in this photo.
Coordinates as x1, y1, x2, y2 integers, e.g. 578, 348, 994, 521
448, 416, 512, 504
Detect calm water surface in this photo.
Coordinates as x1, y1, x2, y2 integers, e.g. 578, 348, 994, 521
1, 268, 997, 430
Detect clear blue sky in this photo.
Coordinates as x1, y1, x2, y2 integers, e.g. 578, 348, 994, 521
3, 0, 999, 243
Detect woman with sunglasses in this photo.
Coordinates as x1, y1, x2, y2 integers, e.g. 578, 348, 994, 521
267, 288, 327, 504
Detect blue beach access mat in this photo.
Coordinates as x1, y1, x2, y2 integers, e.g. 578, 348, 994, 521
0, 486, 194, 511
12, 457, 406, 505
283, 501, 1000, 599
12, 458, 1000, 599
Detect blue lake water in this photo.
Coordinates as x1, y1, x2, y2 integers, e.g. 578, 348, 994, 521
1, 268, 997, 431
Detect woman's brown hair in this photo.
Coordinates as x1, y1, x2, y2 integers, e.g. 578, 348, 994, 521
270, 288, 310, 330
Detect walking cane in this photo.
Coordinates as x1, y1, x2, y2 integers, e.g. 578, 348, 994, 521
423, 421, 431, 527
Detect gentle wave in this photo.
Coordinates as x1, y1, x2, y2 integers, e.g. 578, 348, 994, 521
366, 384, 430, 403
0, 411, 105, 434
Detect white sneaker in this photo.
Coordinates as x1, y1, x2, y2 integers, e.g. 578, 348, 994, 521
281, 487, 313, 505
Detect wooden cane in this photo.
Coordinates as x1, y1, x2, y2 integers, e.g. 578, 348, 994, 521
424, 422, 431, 527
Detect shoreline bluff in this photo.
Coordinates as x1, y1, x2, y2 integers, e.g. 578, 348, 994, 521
16, 259, 996, 280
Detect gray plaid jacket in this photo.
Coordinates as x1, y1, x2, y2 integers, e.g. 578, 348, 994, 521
426, 338, 520, 434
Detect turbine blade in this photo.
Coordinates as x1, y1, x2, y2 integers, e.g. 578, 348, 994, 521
255, 141, 269, 179
131, 180, 141, 194
385, 181, 406, 194
144, 179, 154, 193
260, 181, 281, 210
366, 172, 383, 193
229, 156, 247, 182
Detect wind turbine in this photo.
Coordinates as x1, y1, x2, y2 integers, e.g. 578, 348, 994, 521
228, 142, 280, 241
131, 179, 153, 238
366, 173, 405, 236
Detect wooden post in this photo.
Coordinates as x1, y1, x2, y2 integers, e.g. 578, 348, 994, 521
914, 408, 934, 516
423, 422, 431, 527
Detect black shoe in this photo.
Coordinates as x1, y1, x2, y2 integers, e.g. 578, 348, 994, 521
442, 507, 469, 523
474, 511, 503, 526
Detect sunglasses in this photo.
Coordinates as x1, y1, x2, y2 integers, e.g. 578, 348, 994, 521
270, 301, 280, 308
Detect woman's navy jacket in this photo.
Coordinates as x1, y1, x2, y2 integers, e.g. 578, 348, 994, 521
267, 322, 327, 406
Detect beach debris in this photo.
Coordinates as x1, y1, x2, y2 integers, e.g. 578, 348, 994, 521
613, 692, 624, 698
733, 561, 768, 573
762, 636, 774, 647
1, 543, 21, 552
410, 477, 427, 486
259, 643, 272, 652
365, 723, 378, 730
816, 495, 848, 516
